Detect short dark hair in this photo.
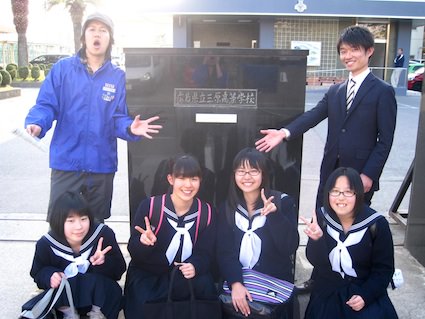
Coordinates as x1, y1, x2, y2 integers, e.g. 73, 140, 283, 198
170, 154, 202, 179
337, 25, 375, 54
227, 147, 271, 211
323, 167, 365, 218
49, 191, 93, 239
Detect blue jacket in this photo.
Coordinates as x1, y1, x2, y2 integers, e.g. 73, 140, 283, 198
25, 52, 140, 173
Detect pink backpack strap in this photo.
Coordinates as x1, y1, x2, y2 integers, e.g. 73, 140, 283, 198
148, 196, 155, 219
194, 199, 212, 243
155, 194, 166, 236
206, 202, 212, 226
148, 194, 166, 236
194, 198, 202, 243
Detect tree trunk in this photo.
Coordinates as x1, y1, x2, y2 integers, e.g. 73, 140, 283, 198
69, 3, 85, 53
17, 33, 28, 66
11, 0, 29, 66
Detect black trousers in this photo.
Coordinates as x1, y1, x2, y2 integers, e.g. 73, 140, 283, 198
47, 169, 114, 222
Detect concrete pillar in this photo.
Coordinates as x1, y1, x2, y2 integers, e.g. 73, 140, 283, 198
258, 17, 275, 49
173, 15, 189, 48
405, 86, 425, 266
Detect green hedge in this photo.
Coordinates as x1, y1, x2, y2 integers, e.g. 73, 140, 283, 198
0, 70, 12, 86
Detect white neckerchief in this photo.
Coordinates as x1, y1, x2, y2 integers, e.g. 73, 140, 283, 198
51, 247, 92, 278
165, 218, 195, 265
327, 226, 367, 278
235, 206, 266, 269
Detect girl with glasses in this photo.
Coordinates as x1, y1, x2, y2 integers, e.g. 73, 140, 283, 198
217, 147, 299, 318
301, 167, 398, 319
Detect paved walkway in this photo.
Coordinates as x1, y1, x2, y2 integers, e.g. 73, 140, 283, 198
1, 88, 424, 318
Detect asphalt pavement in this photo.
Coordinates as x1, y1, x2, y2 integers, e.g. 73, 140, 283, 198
1, 87, 424, 319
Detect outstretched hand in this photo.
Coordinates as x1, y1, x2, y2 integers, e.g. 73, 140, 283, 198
255, 129, 286, 153
300, 210, 323, 241
260, 188, 277, 216
135, 216, 157, 246
130, 115, 162, 139
90, 237, 112, 266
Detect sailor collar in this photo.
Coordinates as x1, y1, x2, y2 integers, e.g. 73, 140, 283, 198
44, 223, 104, 256
319, 206, 384, 235
163, 194, 200, 224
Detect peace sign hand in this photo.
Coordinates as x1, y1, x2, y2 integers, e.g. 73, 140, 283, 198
135, 216, 157, 246
260, 188, 277, 216
300, 210, 323, 240
90, 237, 112, 266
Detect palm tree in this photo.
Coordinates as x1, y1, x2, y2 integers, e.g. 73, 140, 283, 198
11, 0, 29, 66
46, 0, 99, 53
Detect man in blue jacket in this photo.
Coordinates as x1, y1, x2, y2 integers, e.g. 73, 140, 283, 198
255, 25, 397, 292
25, 13, 162, 222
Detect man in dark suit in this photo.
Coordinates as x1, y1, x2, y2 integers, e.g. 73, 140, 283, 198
255, 25, 397, 291
391, 47, 405, 87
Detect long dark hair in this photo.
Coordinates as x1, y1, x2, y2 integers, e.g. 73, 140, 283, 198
49, 191, 94, 239
323, 167, 365, 218
227, 147, 271, 211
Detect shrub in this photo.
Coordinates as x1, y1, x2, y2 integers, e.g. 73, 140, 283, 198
0, 70, 12, 86
31, 65, 41, 80
6, 63, 17, 72
38, 64, 46, 71
18, 66, 30, 80
8, 68, 17, 80
0, 72, 2, 85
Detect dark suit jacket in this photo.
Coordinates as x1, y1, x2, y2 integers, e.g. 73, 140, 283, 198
286, 72, 397, 194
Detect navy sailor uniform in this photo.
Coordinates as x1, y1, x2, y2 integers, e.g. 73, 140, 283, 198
216, 193, 299, 319
304, 205, 398, 319
28, 223, 126, 319
124, 194, 218, 319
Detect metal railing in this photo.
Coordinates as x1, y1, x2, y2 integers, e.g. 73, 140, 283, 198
306, 67, 408, 89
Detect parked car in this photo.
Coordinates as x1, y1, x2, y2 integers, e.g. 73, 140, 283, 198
408, 66, 423, 92
125, 55, 166, 93
408, 61, 424, 74
29, 54, 71, 65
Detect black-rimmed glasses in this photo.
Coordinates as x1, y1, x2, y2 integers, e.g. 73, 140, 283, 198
329, 189, 356, 197
235, 169, 261, 177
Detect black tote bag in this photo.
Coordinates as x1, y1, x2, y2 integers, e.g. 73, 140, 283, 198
142, 267, 222, 319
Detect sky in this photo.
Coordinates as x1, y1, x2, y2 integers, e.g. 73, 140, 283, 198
1, 0, 174, 53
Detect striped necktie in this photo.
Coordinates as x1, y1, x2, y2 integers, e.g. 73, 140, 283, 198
346, 78, 356, 110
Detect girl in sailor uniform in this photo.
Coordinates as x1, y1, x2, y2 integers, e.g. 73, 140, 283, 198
216, 148, 299, 318
301, 167, 398, 319
124, 155, 218, 319
26, 191, 126, 319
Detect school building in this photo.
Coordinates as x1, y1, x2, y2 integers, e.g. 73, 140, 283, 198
137, 0, 425, 90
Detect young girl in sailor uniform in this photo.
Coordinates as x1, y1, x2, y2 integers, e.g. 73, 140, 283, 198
301, 167, 398, 319
26, 191, 126, 319
216, 148, 299, 318
124, 155, 218, 319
